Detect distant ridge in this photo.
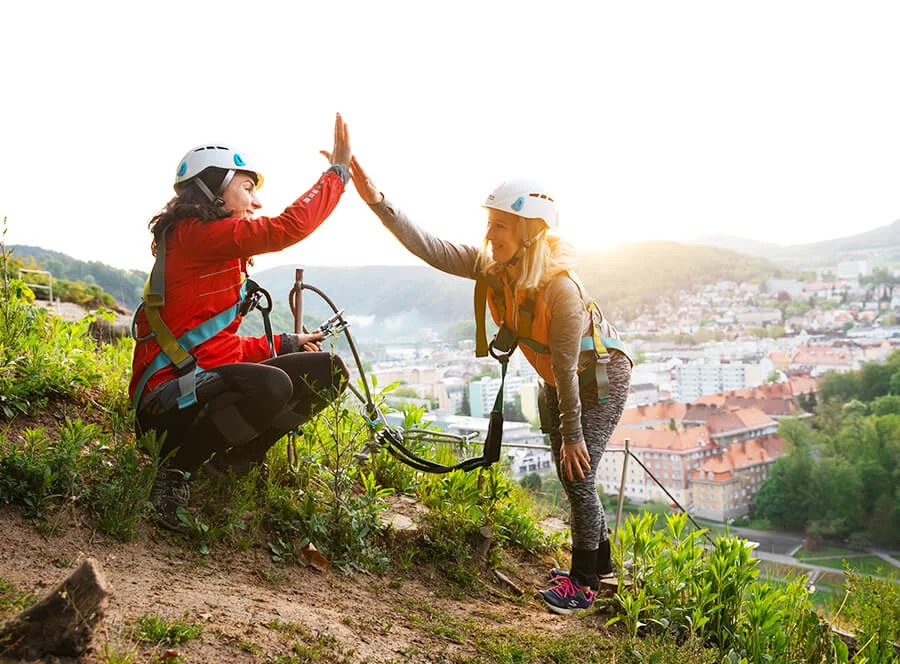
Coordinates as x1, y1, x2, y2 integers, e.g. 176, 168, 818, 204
8, 244, 147, 310
248, 241, 781, 337
692, 219, 900, 269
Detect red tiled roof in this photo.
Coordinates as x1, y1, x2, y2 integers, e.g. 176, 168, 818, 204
792, 345, 853, 367
608, 425, 717, 452
705, 407, 776, 436
788, 375, 817, 395
619, 401, 689, 427
691, 435, 786, 484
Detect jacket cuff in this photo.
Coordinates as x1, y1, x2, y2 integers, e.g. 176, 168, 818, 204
326, 163, 350, 185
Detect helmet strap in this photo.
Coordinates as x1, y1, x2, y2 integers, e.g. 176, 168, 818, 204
219, 169, 236, 193
502, 220, 545, 268
194, 177, 225, 208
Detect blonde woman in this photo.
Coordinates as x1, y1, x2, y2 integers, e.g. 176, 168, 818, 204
349, 157, 633, 614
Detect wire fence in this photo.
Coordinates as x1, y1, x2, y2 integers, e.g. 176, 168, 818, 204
18, 268, 53, 301
411, 434, 716, 546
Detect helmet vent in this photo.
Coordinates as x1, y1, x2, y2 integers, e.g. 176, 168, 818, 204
529, 193, 554, 202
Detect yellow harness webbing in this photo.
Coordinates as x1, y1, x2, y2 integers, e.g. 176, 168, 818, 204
474, 277, 490, 357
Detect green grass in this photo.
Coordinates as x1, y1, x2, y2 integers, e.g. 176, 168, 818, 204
266, 619, 356, 663
796, 544, 862, 560
0, 578, 36, 619
796, 547, 900, 576
130, 612, 204, 645
394, 597, 716, 663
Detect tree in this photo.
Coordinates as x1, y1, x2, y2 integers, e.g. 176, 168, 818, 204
868, 493, 900, 547
797, 391, 817, 413
871, 395, 900, 416
777, 417, 815, 447
503, 393, 526, 422
755, 446, 813, 530
519, 472, 542, 492
857, 362, 894, 402
457, 387, 471, 416
806, 457, 862, 540
818, 370, 860, 403
890, 371, 900, 396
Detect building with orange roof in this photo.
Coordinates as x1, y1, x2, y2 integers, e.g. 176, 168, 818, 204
705, 407, 778, 446
695, 384, 810, 420
617, 401, 689, 430
787, 375, 817, 397
769, 352, 791, 371
600, 382, 804, 517
601, 426, 720, 507
691, 435, 786, 521
791, 345, 857, 376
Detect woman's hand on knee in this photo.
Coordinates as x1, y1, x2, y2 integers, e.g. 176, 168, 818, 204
560, 441, 591, 482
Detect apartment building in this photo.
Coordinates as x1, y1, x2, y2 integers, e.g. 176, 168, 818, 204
601, 426, 721, 507
691, 435, 786, 521
676, 360, 750, 403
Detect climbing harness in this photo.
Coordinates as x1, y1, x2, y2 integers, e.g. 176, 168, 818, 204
287, 269, 502, 474
130, 229, 275, 413
474, 272, 630, 406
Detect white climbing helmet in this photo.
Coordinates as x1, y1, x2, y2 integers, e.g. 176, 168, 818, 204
483, 179, 559, 230
174, 144, 264, 192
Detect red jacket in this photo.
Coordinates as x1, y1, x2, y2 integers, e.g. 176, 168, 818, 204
129, 170, 345, 404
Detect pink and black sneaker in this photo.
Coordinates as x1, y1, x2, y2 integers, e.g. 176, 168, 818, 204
540, 575, 595, 615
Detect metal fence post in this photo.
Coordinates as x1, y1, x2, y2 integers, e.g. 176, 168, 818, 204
615, 437, 630, 543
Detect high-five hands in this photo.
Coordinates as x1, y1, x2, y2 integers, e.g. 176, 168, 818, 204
320, 113, 351, 167
348, 156, 383, 205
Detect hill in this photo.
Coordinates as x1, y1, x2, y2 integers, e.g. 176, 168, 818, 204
693, 219, 900, 269
8, 244, 147, 310
246, 242, 781, 339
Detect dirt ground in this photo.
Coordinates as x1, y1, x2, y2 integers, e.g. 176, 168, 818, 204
0, 504, 610, 663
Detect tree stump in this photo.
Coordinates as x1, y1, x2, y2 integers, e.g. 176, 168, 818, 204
0, 558, 109, 660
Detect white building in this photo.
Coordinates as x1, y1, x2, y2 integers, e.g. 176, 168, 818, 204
837, 260, 871, 279
676, 361, 750, 403
468, 375, 531, 418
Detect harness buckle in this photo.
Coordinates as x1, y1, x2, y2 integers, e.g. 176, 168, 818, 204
488, 325, 517, 361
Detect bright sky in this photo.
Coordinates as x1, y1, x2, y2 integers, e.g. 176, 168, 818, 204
3, 1, 900, 275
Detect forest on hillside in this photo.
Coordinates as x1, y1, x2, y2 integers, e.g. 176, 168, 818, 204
8, 244, 145, 311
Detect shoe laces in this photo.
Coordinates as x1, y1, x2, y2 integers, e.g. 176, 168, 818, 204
549, 576, 580, 598
549, 576, 595, 601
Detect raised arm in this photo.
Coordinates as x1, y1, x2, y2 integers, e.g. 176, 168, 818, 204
350, 156, 481, 280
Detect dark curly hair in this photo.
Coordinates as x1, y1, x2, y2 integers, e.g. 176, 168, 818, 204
148, 167, 230, 256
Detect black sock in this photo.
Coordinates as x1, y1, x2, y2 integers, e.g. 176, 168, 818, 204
597, 539, 613, 576
570, 547, 599, 591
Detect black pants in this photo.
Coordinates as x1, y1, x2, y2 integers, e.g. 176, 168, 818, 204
136, 352, 349, 473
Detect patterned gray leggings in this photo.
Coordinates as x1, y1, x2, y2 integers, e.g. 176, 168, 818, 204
542, 351, 631, 550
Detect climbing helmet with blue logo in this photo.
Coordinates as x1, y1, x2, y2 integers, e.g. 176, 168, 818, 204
173, 144, 264, 192
482, 178, 559, 230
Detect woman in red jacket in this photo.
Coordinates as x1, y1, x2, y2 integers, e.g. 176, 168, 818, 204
132, 114, 351, 531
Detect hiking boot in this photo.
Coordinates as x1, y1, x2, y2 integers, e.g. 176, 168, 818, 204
540, 576, 595, 615
150, 468, 191, 533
